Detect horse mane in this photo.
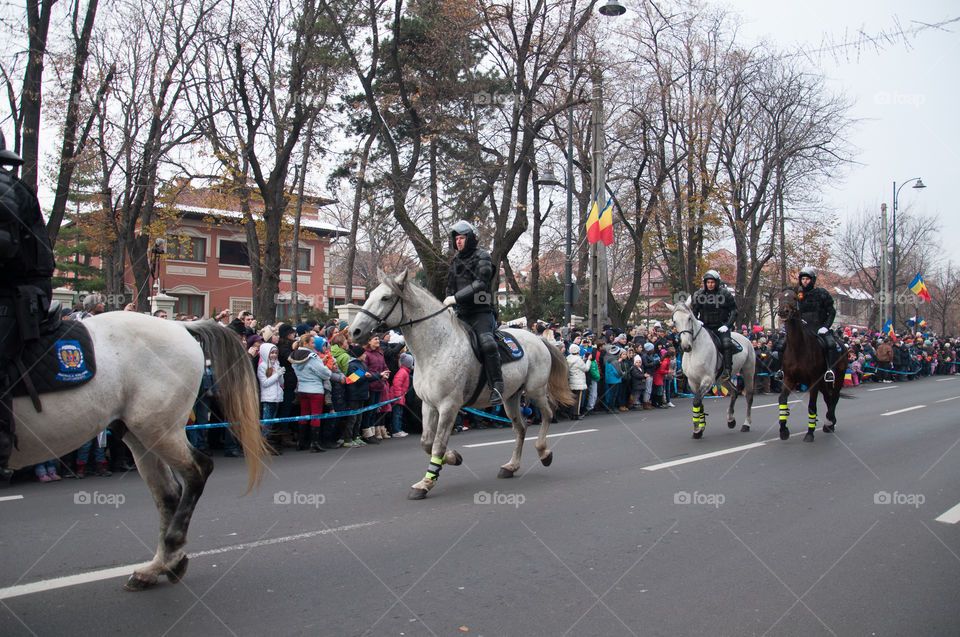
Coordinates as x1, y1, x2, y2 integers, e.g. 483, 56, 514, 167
382, 275, 442, 308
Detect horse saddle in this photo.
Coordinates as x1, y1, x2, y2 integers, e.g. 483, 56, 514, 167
460, 321, 524, 364
706, 330, 743, 355
11, 318, 97, 404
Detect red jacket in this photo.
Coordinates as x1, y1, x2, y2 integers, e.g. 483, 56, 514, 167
392, 366, 411, 406
653, 357, 671, 386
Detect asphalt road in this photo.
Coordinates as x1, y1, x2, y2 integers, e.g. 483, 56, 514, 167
1, 376, 959, 636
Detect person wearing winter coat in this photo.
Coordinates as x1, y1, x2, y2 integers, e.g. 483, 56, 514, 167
257, 343, 284, 451
362, 336, 390, 442
566, 343, 591, 419
343, 345, 380, 447
389, 353, 414, 437
289, 334, 332, 452
640, 342, 659, 408
603, 345, 624, 413
652, 349, 671, 407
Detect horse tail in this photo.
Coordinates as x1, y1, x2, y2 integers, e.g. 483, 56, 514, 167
186, 320, 268, 493
544, 338, 576, 407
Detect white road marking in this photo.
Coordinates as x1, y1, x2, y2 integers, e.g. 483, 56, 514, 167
934, 396, 960, 403
642, 442, 767, 471
867, 386, 898, 392
463, 429, 598, 448
0, 520, 379, 601
881, 405, 926, 416
935, 378, 960, 382
935, 502, 960, 524
752, 400, 801, 409
0, 495, 24, 502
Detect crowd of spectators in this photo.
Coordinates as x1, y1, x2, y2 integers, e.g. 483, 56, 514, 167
21, 297, 960, 483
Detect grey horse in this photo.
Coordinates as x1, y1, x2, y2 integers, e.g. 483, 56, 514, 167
667, 297, 755, 438
349, 271, 575, 499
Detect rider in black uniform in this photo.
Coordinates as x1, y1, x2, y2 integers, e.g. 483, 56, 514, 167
689, 270, 739, 381
797, 265, 840, 382
0, 132, 56, 482
443, 220, 503, 406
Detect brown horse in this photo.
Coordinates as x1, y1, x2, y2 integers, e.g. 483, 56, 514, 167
776, 287, 847, 442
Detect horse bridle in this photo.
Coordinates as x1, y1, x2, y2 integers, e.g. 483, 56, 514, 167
677, 315, 703, 345
354, 285, 451, 334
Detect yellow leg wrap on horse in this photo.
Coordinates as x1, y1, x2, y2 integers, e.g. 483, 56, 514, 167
425, 456, 444, 481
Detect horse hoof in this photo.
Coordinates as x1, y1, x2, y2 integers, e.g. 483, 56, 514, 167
123, 572, 157, 591
692, 430, 704, 440
823, 424, 835, 433
727, 419, 736, 429
165, 555, 189, 584
407, 488, 429, 500
779, 427, 790, 441
498, 467, 515, 479
803, 432, 815, 442
448, 450, 463, 466
540, 451, 553, 467
740, 424, 750, 432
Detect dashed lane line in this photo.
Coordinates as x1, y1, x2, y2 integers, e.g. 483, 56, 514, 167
881, 405, 926, 416
642, 442, 767, 471
463, 429, 598, 448
0, 495, 24, 503
0, 520, 379, 601
935, 502, 960, 524
934, 396, 960, 403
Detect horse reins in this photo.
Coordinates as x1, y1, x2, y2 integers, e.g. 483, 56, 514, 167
354, 285, 452, 334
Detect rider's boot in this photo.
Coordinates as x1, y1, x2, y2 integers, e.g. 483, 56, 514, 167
481, 338, 504, 406
823, 347, 836, 383
721, 347, 733, 383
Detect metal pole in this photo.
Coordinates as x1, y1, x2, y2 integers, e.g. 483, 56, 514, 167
891, 181, 897, 332
879, 203, 888, 329
564, 30, 575, 326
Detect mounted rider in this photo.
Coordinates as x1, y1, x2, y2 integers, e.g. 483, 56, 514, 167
797, 265, 840, 382
689, 270, 739, 381
0, 131, 56, 482
442, 220, 504, 406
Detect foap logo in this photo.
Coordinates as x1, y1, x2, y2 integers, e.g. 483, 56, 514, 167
674, 490, 725, 508
873, 91, 926, 109
74, 490, 126, 508
274, 490, 325, 508
473, 290, 492, 306
874, 491, 925, 508
472, 91, 520, 107
474, 490, 526, 508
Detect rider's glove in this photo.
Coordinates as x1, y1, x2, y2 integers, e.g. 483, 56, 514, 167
443, 296, 457, 307
718, 325, 728, 333
817, 327, 828, 335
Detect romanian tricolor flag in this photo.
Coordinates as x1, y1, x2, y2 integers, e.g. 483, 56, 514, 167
909, 273, 931, 302
345, 371, 362, 384
585, 187, 603, 244
883, 318, 895, 338
598, 196, 614, 246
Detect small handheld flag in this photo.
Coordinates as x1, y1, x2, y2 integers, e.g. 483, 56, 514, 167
883, 318, 894, 337
345, 371, 362, 384
908, 273, 931, 302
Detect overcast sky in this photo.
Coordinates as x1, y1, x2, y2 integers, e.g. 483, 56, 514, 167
720, 0, 960, 270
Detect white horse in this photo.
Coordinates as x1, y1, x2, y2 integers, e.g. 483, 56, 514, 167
667, 298, 755, 438
10, 313, 268, 590
349, 271, 575, 499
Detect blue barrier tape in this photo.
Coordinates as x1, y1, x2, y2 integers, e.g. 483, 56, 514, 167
187, 397, 400, 430
461, 407, 512, 423
862, 363, 921, 376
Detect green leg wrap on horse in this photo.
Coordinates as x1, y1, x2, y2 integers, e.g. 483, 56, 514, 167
424, 455, 444, 481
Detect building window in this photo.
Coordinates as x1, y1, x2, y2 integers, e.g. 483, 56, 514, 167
174, 294, 205, 318
169, 236, 206, 263
220, 240, 250, 266
275, 301, 311, 320
283, 248, 310, 272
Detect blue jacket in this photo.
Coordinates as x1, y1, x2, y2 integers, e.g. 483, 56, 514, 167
345, 357, 375, 402
289, 348, 332, 394
604, 360, 622, 385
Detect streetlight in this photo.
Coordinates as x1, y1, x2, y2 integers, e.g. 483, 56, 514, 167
537, 2, 625, 327
890, 176, 927, 331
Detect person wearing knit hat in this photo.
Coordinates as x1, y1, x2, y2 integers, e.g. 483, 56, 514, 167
278, 323, 297, 342
295, 323, 310, 337
389, 353, 414, 437
261, 325, 278, 344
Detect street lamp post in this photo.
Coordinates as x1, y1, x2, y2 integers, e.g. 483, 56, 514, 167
890, 177, 926, 331
534, 1, 625, 327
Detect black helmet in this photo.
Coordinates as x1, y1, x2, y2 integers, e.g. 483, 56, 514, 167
0, 130, 24, 167
703, 270, 721, 284
799, 266, 817, 286
450, 220, 478, 252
